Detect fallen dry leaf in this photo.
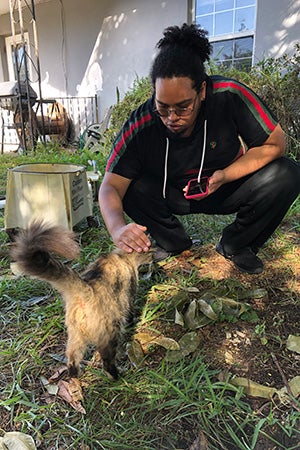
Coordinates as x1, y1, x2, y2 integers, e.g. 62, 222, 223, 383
189, 430, 209, 450
57, 378, 86, 414
0, 432, 37, 450
135, 331, 179, 351
126, 339, 145, 367
40, 376, 59, 395
230, 375, 300, 404
230, 376, 277, 399
48, 365, 69, 382
286, 334, 300, 354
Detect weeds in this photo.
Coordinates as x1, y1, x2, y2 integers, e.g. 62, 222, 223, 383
1, 206, 299, 449
0, 113, 299, 448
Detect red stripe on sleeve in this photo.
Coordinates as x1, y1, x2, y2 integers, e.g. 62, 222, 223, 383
214, 81, 276, 131
107, 113, 152, 171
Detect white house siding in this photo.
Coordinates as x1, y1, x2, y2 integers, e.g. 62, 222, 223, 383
0, 0, 188, 121
254, 0, 300, 62
0, 0, 299, 123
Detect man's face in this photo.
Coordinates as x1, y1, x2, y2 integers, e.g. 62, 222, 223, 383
154, 77, 206, 137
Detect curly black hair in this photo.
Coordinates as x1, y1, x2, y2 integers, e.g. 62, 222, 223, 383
150, 23, 212, 92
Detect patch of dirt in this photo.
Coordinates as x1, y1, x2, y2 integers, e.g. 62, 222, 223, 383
1, 231, 299, 449
159, 242, 300, 382
148, 241, 300, 448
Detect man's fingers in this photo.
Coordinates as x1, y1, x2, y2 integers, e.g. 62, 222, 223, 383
114, 223, 151, 252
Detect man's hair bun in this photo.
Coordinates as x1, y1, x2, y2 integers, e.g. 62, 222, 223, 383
156, 23, 211, 63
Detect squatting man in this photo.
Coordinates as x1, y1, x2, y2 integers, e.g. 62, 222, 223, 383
98, 23, 300, 275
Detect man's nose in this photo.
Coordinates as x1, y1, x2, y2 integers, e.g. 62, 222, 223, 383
167, 109, 179, 120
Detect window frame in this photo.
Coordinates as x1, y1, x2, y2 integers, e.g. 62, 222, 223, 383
5, 32, 32, 82
193, 0, 257, 69
211, 35, 254, 69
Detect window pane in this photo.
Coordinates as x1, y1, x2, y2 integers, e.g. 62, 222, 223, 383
215, 0, 234, 11
196, 0, 214, 15
215, 11, 233, 35
236, 0, 255, 7
12, 44, 27, 82
234, 6, 255, 32
197, 15, 214, 36
234, 58, 252, 71
211, 36, 253, 70
234, 36, 253, 58
212, 40, 233, 60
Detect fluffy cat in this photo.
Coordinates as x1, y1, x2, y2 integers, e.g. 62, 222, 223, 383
11, 220, 152, 379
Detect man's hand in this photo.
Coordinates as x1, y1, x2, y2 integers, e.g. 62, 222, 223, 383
112, 223, 151, 253
99, 172, 152, 253
183, 171, 225, 200
183, 124, 286, 201
207, 170, 226, 194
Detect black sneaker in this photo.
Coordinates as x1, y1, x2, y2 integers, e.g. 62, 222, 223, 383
191, 238, 203, 247
152, 246, 177, 262
216, 241, 263, 274
152, 239, 203, 263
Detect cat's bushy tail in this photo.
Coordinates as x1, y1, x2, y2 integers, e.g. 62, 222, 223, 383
10, 220, 80, 283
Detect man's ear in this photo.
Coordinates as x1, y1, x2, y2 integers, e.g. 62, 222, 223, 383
200, 81, 206, 101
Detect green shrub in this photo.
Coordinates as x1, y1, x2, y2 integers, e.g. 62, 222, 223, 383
101, 76, 152, 153
208, 44, 300, 159
110, 76, 153, 130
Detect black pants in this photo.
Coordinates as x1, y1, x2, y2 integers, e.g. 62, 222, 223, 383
123, 157, 300, 254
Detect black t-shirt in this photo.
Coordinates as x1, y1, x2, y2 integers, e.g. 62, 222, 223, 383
106, 75, 278, 190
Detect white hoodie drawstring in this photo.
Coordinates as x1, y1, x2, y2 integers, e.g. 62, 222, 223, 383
162, 119, 207, 198
197, 119, 207, 182
163, 137, 169, 199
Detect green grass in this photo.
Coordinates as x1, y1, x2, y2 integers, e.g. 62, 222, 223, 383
0, 278, 291, 450
0, 144, 299, 449
0, 141, 108, 197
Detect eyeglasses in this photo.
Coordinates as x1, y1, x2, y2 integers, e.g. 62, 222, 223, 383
153, 95, 198, 118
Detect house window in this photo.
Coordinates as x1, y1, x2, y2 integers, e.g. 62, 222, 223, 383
195, 0, 256, 69
211, 35, 253, 69
5, 33, 31, 82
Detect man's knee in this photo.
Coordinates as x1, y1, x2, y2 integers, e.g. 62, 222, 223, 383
259, 157, 300, 195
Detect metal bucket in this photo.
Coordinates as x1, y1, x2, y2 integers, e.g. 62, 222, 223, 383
4, 163, 93, 230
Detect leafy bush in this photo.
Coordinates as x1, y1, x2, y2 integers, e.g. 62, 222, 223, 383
208, 44, 300, 159
105, 47, 300, 159
110, 76, 153, 130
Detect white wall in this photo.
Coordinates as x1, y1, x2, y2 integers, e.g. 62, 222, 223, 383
254, 0, 300, 61
0, 0, 188, 119
68, 0, 188, 118
0, 0, 299, 122
34, 0, 188, 119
